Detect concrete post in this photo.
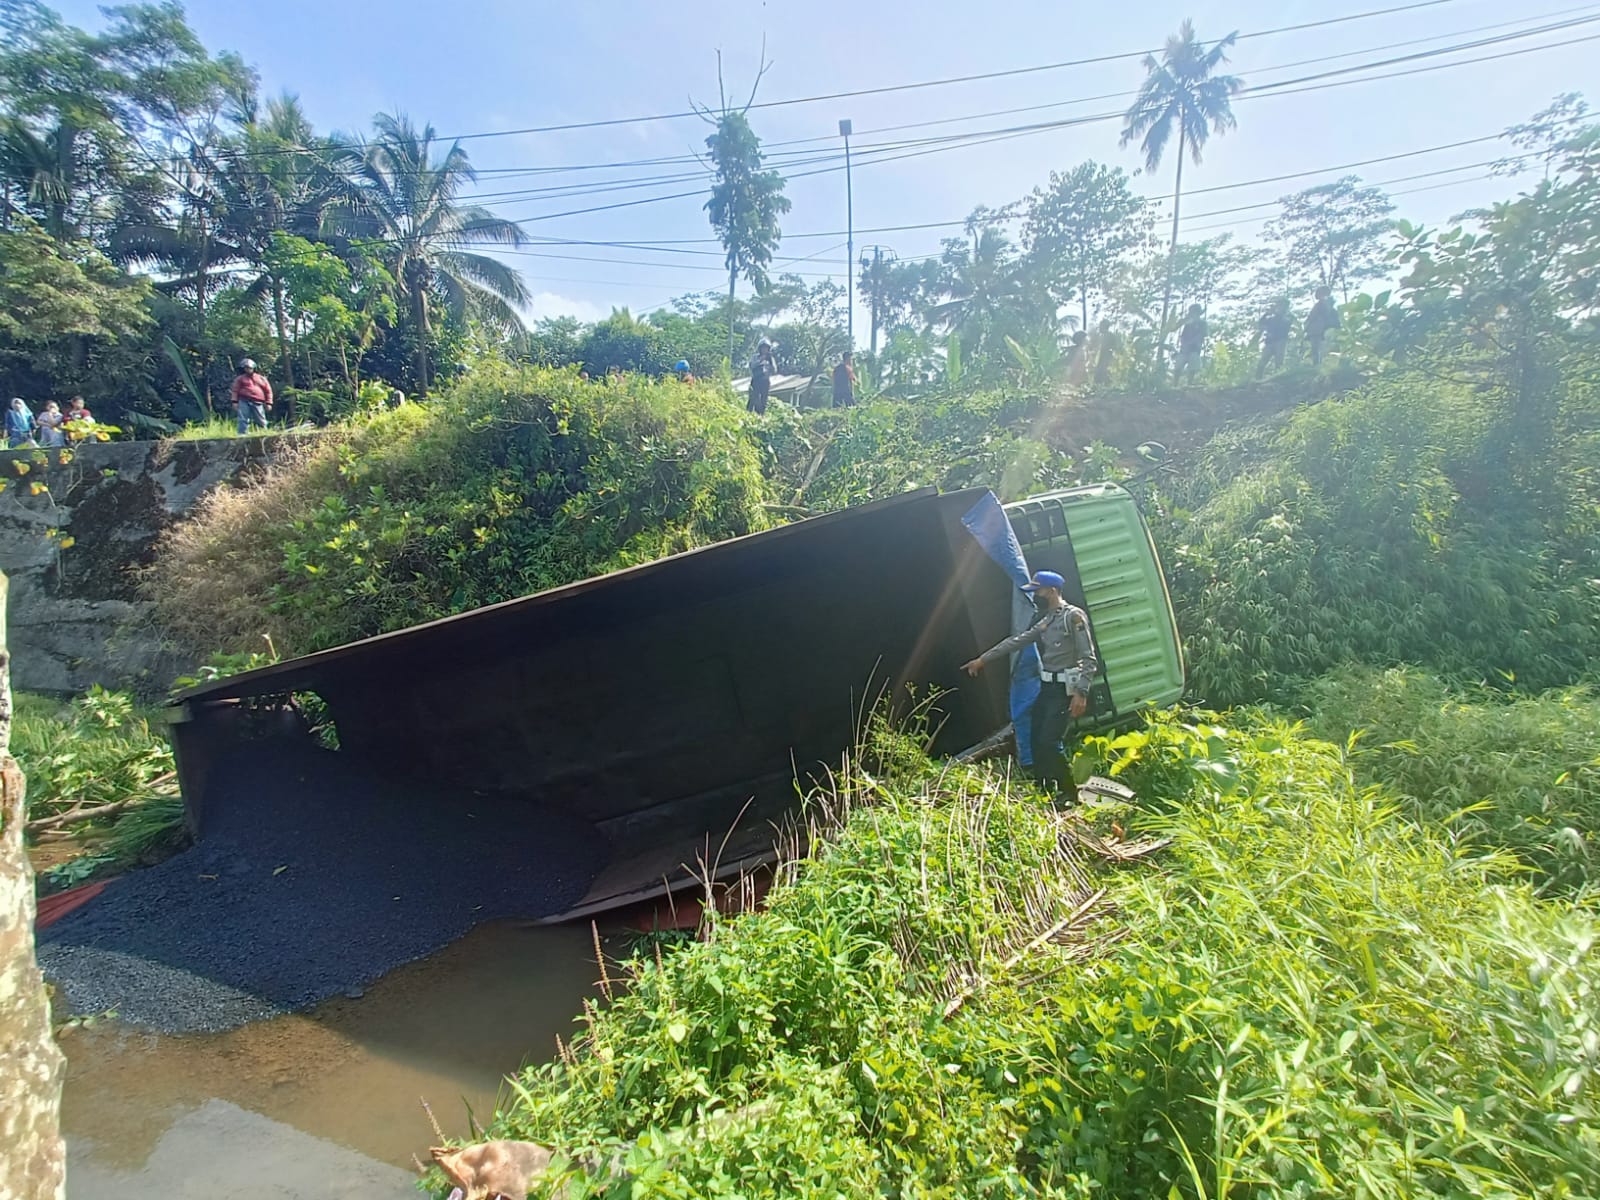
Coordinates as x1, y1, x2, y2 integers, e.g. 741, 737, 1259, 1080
0, 570, 68, 1200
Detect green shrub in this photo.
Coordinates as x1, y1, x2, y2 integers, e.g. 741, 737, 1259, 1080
476, 714, 1599, 1198
13, 688, 185, 869
1296, 666, 1600, 896
1158, 377, 1600, 704
151, 361, 774, 656
760, 388, 1082, 513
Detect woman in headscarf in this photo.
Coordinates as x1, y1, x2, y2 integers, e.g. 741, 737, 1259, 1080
6, 398, 35, 448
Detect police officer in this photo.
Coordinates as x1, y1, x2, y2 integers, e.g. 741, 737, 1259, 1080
963, 570, 1099, 792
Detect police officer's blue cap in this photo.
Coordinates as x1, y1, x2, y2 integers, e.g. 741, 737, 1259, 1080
1021, 570, 1066, 592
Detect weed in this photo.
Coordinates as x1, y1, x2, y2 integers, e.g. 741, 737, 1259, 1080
1297, 667, 1600, 896
479, 716, 1599, 1198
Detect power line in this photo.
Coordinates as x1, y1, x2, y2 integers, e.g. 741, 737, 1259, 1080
1182, 171, 1500, 234
112, 25, 1592, 294
192, 0, 1473, 167
739, 2, 1600, 159
472, 127, 1537, 252
156, 0, 1596, 238
466, 23, 1600, 226
441, 0, 1469, 143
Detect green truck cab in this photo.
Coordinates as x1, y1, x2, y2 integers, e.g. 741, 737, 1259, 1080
1003, 483, 1186, 727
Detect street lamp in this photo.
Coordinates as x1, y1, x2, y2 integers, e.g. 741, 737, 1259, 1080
839, 118, 853, 348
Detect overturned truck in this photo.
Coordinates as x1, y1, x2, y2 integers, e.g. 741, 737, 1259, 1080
168, 484, 1183, 923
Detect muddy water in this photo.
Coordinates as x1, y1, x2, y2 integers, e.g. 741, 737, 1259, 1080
59, 921, 606, 1200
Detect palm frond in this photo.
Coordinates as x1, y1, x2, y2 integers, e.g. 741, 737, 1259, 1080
438, 250, 529, 306
435, 270, 527, 333
447, 209, 529, 247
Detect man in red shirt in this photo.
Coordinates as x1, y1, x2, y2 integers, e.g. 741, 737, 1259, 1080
231, 358, 273, 434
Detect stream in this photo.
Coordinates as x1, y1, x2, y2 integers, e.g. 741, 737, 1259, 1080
57, 921, 605, 1199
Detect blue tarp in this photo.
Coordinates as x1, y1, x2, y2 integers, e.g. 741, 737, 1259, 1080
960, 492, 1040, 766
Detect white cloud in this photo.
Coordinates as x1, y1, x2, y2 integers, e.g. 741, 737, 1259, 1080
523, 292, 607, 323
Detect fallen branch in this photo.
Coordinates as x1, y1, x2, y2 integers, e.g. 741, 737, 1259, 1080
793, 434, 836, 503
942, 888, 1108, 1019
1057, 815, 1171, 863
26, 796, 153, 832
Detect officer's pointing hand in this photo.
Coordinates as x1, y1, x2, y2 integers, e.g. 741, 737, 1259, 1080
962, 658, 984, 677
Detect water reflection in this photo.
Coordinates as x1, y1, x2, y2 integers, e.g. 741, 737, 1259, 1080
61, 922, 604, 1198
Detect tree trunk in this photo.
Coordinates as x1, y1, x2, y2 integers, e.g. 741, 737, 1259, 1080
0, 572, 67, 1200
413, 286, 432, 394
726, 265, 737, 366
1157, 123, 1187, 378
272, 281, 296, 389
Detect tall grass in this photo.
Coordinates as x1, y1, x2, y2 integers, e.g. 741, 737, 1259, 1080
167, 415, 283, 441
1297, 666, 1600, 897
478, 715, 1599, 1198
1156, 378, 1600, 704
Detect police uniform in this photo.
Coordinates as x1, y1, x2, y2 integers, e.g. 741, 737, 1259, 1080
977, 597, 1099, 791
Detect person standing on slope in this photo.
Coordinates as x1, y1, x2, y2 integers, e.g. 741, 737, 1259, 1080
231, 358, 273, 434
747, 339, 776, 414
832, 350, 856, 407
963, 569, 1098, 793
1255, 298, 1293, 378
1305, 286, 1340, 366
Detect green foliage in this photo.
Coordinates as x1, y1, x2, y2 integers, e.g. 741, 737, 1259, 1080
1298, 667, 1600, 896
12, 688, 185, 864
336, 112, 530, 392
1259, 176, 1396, 301
703, 103, 791, 360
481, 715, 1599, 1198
1159, 375, 1600, 704
1022, 161, 1155, 327
0, 218, 154, 408
759, 388, 1080, 512
152, 361, 773, 656
576, 308, 671, 377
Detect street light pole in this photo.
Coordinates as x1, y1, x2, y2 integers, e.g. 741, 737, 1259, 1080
840, 118, 854, 349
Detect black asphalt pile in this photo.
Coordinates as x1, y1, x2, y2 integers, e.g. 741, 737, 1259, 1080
39, 741, 607, 1033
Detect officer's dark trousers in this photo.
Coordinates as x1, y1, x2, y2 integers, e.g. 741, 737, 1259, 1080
1029, 682, 1073, 792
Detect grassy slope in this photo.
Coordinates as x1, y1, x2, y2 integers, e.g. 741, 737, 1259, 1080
1298, 667, 1600, 898
477, 717, 1598, 1199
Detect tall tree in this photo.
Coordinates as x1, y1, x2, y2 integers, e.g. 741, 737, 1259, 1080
1262, 176, 1395, 302
0, 0, 245, 243
1121, 21, 1242, 363
1113, 234, 1260, 332
338, 112, 529, 391
926, 213, 1049, 366
857, 253, 937, 368
1390, 122, 1600, 484
700, 57, 791, 363
1022, 161, 1153, 330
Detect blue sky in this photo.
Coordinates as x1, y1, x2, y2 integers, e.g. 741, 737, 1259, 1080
55, 0, 1600, 329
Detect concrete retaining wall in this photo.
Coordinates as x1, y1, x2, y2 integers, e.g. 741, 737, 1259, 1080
0, 438, 281, 695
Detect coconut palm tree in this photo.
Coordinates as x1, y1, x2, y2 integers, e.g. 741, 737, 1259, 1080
927, 216, 1053, 367
336, 112, 529, 391
0, 119, 75, 237
1121, 21, 1242, 360
112, 94, 352, 390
